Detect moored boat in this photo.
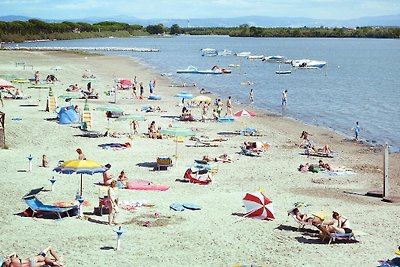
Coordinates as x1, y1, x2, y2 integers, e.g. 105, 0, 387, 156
290, 59, 327, 69
235, 51, 251, 57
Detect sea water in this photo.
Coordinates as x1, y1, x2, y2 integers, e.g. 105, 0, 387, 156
9, 36, 400, 151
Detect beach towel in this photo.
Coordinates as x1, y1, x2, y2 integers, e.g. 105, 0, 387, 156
322, 171, 355, 176
98, 143, 131, 150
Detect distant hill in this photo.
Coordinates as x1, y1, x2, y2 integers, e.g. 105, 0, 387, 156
1, 14, 399, 27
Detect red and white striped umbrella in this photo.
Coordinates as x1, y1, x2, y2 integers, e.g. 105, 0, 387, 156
234, 109, 256, 117
0, 78, 15, 89
243, 192, 275, 220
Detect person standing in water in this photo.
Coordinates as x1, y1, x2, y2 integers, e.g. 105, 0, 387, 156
352, 121, 360, 141
249, 89, 254, 104
282, 89, 288, 107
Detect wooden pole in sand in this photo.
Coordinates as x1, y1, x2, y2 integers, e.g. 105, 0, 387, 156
383, 143, 389, 198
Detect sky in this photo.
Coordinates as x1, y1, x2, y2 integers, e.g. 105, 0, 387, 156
0, 0, 399, 20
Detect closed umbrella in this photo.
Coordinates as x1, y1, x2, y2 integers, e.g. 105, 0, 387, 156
53, 159, 107, 196
243, 192, 275, 220
159, 126, 196, 164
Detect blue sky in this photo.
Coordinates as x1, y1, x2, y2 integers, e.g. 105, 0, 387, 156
1, 0, 399, 20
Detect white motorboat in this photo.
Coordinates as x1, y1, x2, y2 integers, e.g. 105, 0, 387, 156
201, 48, 217, 57
235, 51, 251, 57
263, 55, 285, 63
290, 59, 327, 69
248, 55, 264, 60
177, 65, 223, 74
217, 49, 232, 56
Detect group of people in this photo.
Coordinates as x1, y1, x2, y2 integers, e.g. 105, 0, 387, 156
147, 121, 162, 139
1, 246, 63, 267
290, 209, 352, 235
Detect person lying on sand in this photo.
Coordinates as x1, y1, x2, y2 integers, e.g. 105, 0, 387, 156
318, 160, 352, 172
306, 144, 332, 154
203, 153, 233, 163
1, 246, 63, 267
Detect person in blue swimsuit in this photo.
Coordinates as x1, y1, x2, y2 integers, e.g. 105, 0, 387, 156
352, 121, 360, 141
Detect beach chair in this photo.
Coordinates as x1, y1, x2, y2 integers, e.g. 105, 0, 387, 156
288, 208, 315, 231
156, 157, 173, 171
316, 225, 357, 244
24, 196, 77, 219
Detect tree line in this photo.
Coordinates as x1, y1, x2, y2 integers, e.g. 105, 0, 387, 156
0, 19, 399, 43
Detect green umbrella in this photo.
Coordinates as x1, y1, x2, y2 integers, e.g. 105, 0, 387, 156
95, 106, 124, 130
159, 126, 196, 164
12, 78, 30, 84
28, 84, 51, 103
0, 74, 16, 79
58, 93, 83, 105
115, 115, 145, 121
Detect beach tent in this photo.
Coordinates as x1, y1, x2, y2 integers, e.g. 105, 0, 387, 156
243, 192, 275, 220
57, 106, 79, 124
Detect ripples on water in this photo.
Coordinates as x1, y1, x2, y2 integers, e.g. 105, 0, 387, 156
10, 36, 400, 151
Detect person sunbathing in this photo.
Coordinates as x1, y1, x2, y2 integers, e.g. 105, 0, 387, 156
288, 208, 324, 226
1, 246, 63, 267
203, 153, 232, 163
318, 160, 352, 172
184, 168, 213, 182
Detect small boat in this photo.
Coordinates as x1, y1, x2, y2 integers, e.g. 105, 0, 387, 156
248, 55, 264, 60
290, 59, 327, 69
217, 49, 232, 56
275, 64, 292, 75
275, 70, 292, 75
235, 51, 251, 57
263, 55, 285, 63
177, 66, 223, 74
228, 64, 240, 67
240, 81, 254, 86
201, 48, 217, 57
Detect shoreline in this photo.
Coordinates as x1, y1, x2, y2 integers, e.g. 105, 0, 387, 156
1, 50, 399, 266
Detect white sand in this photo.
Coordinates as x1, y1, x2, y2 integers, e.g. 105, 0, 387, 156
0, 50, 399, 267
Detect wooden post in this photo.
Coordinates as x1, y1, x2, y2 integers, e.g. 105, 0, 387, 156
383, 143, 389, 198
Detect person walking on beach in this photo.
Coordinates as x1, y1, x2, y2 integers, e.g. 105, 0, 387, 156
153, 79, 156, 89
249, 89, 254, 104
139, 82, 144, 99
34, 70, 40, 84
108, 180, 119, 225
216, 99, 223, 117
225, 96, 232, 117
133, 76, 138, 85
149, 80, 154, 95
282, 89, 288, 107
352, 121, 360, 141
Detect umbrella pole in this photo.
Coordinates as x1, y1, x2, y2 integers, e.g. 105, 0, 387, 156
175, 136, 178, 166
80, 173, 83, 196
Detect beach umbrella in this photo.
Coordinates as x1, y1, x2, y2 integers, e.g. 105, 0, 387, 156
159, 126, 196, 164
118, 79, 133, 89
234, 109, 256, 117
243, 191, 275, 220
58, 93, 83, 105
192, 95, 212, 103
95, 106, 124, 129
175, 93, 194, 99
12, 78, 30, 84
0, 78, 15, 89
115, 115, 145, 121
53, 159, 107, 196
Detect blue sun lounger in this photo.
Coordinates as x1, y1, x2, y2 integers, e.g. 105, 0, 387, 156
24, 196, 77, 219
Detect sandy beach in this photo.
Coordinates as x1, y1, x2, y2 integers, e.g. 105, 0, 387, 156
0, 50, 399, 267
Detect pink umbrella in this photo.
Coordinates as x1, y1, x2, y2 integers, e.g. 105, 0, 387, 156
118, 79, 133, 89
243, 192, 275, 220
234, 109, 256, 117
0, 78, 15, 89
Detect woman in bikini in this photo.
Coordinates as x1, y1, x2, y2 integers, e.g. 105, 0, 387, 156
325, 211, 352, 234
1, 246, 63, 266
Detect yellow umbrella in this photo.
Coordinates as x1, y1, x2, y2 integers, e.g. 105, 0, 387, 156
192, 95, 212, 103
53, 159, 107, 196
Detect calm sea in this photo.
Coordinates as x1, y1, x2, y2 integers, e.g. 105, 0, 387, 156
8, 36, 400, 151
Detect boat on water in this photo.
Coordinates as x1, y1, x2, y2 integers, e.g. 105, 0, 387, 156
177, 65, 223, 74
248, 55, 264, 60
290, 59, 327, 69
276, 70, 292, 75
235, 51, 251, 57
228, 64, 240, 68
263, 55, 285, 63
201, 48, 217, 57
217, 49, 232, 56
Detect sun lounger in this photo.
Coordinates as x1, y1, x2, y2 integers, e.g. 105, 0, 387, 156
316, 224, 358, 244
156, 157, 173, 171
288, 208, 315, 231
186, 137, 219, 147
24, 195, 77, 219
